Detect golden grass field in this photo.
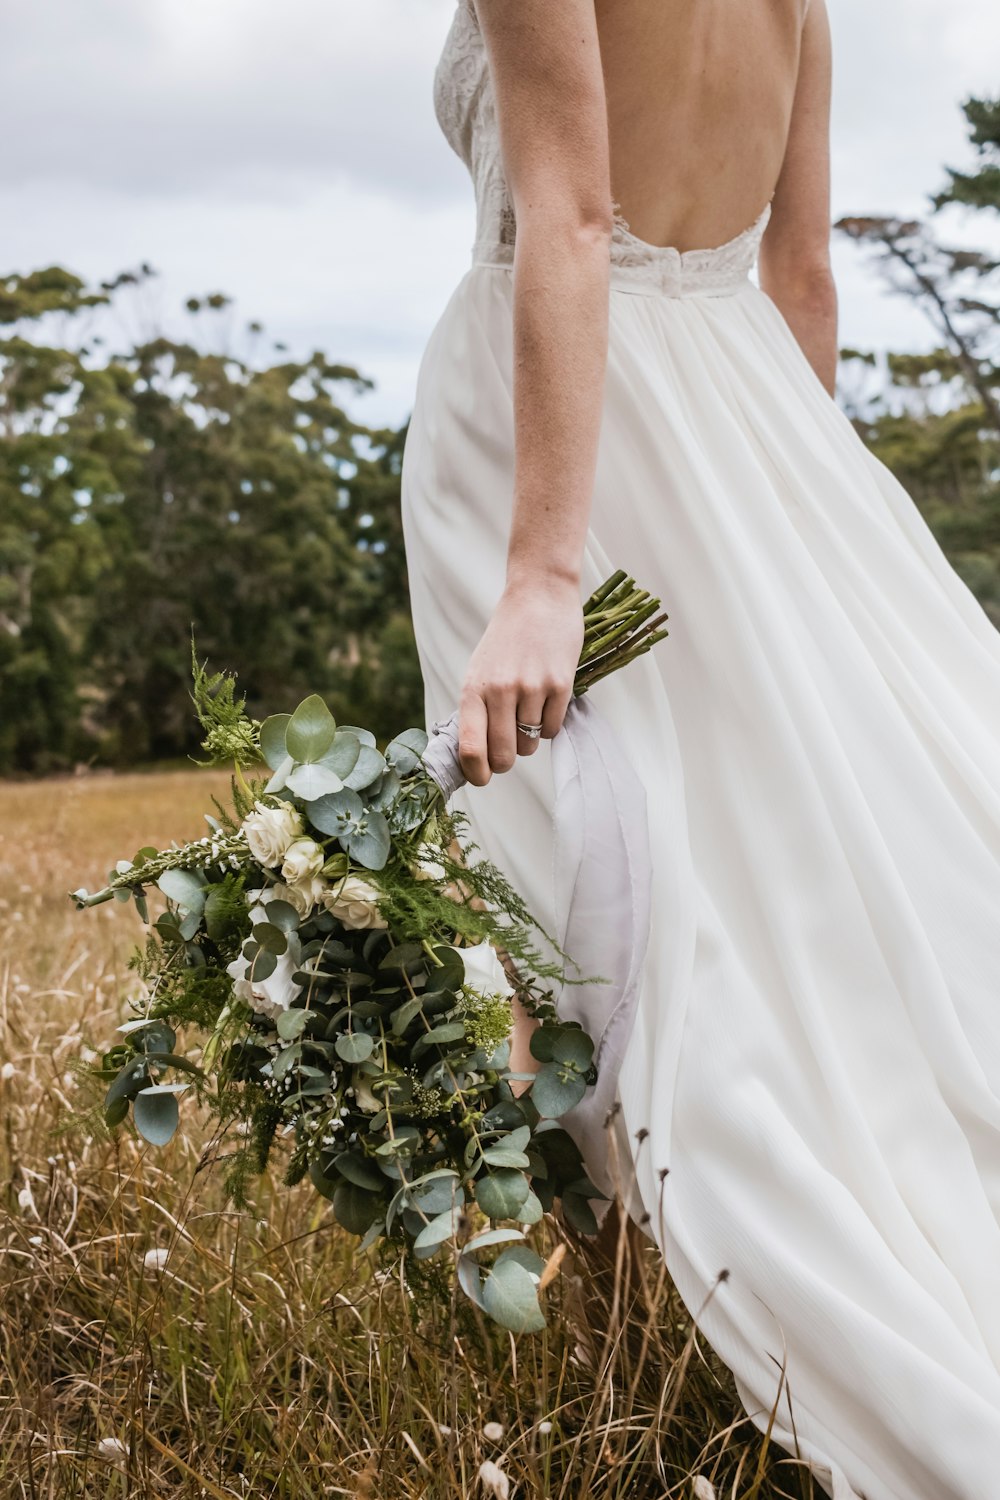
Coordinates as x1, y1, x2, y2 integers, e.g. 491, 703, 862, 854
0, 768, 820, 1499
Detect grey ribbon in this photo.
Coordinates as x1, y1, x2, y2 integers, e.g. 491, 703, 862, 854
422, 695, 652, 1199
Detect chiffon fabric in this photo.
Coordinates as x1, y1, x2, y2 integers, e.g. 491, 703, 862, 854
400, 4, 1000, 1495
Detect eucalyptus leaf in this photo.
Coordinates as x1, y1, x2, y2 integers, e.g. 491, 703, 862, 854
319, 730, 363, 779
334, 1152, 384, 1191
338, 724, 377, 747
276, 1008, 310, 1041
259, 714, 291, 770
253, 921, 288, 955
285, 763, 344, 801
266, 755, 294, 794
346, 811, 391, 871
157, 868, 206, 913
263, 899, 300, 933
529, 1063, 588, 1119
333, 1182, 383, 1235
336, 1032, 374, 1063
342, 744, 386, 791
476, 1169, 530, 1221
284, 694, 337, 763
309, 787, 364, 837
457, 1254, 487, 1311
133, 1087, 180, 1147
482, 1252, 546, 1334
413, 1206, 463, 1250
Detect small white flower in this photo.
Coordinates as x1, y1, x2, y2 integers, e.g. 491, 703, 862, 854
269, 876, 325, 920
413, 843, 447, 883
143, 1247, 169, 1271
281, 837, 325, 886
482, 1421, 505, 1442
438, 1424, 453, 1437
0, 1061, 15, 1081
478, 1460, 510, 1499
537, 1421, 552, 1435
17, 1184, 37, 1217
242, 800, 303, 868
97, 1436, 128, 1466
692, 1479, 717, 1500
321, 875, 388, 931
460, 943, 514, 1003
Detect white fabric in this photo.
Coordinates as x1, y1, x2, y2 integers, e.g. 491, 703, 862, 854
402, 6, 1000, 1496
422, 696, 654, 1204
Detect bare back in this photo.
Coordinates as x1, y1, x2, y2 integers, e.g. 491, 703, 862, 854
596, 0, 807, 252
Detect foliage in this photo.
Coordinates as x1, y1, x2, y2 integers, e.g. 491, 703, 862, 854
0, 267, 421, 773
68, 574, 670, 1331
835, 93, 1000, 624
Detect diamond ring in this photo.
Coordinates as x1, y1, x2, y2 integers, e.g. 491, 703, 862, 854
516, 721, 543, 740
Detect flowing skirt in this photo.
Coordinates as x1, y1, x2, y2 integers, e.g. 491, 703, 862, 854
400, 260, 1000, 1500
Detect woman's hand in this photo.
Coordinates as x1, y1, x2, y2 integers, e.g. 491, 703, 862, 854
459, 573, 584, 786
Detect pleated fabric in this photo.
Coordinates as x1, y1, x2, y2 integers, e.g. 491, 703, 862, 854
400, 256, 1000, 1499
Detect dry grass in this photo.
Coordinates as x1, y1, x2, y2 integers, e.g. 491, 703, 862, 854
0, 770, 821, 1500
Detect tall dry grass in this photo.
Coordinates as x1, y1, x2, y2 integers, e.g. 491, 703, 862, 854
0, 769, 820, 1499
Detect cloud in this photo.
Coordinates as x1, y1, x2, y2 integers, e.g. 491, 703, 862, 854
2, 0, 998, 424
2, 0, 464, 205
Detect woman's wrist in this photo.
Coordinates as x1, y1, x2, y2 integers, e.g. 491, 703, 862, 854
504, 555, 582, 594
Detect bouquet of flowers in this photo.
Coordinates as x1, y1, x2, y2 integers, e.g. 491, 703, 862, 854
71, 572, 667, 1332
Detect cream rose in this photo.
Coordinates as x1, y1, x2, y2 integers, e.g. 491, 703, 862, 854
460, 941, 514, 1001
321, 875, 388, 930
281, 837, 325, 886
242, 800, 303, 867
270, 876, 326, 921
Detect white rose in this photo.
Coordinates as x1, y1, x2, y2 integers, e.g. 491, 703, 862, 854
242, 800, 303, 867
321, 875, 388, 930
225, 891, 304, 1019
460, 941, 514, 1001
412, 843, 446, 883
281, 838, 325, 885
270, 876, 326, 921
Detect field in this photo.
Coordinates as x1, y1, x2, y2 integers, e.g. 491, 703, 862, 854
0, 769, 819, 1499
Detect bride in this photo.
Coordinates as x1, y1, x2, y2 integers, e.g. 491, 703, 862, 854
400, 1, 1000, 1496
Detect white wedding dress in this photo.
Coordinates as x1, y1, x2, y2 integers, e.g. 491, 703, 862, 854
400, 4, 1000, 1496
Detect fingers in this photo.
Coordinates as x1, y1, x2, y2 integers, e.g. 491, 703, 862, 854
461, 677, 574, 783
485, 684, 518, 773
458, 688, 491, 786
515, 688, 546, 757
540, 679, 572, 742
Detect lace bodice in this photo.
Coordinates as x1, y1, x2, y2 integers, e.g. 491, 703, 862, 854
433, 0, 776, 298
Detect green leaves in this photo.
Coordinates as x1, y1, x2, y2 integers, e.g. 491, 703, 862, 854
284, 694, 337, 762
134, 1084, 184, 1146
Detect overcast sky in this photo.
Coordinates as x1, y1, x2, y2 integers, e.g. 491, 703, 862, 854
2, 0, 997, 426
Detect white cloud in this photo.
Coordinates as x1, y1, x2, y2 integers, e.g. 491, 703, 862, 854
2, 0, 997, 424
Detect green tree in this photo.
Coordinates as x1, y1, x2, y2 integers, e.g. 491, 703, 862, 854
0, 268, 423, 772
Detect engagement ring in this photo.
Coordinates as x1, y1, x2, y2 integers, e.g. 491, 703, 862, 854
516, 721, 543, 740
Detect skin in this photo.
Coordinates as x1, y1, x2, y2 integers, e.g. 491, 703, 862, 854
459, 0, 837, 792
457, 0, 837, 1080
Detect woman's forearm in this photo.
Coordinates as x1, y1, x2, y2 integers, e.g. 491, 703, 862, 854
504, 215, 612, 591
761, 263, 839, 397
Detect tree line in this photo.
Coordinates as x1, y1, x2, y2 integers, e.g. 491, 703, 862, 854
0, 95, 997, 775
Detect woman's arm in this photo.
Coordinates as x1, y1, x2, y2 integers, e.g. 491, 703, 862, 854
458, 0, 613, 787
758, 0, 839, 395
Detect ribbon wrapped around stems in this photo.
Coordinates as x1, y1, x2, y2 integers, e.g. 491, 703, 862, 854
422, 694, 652, 1201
